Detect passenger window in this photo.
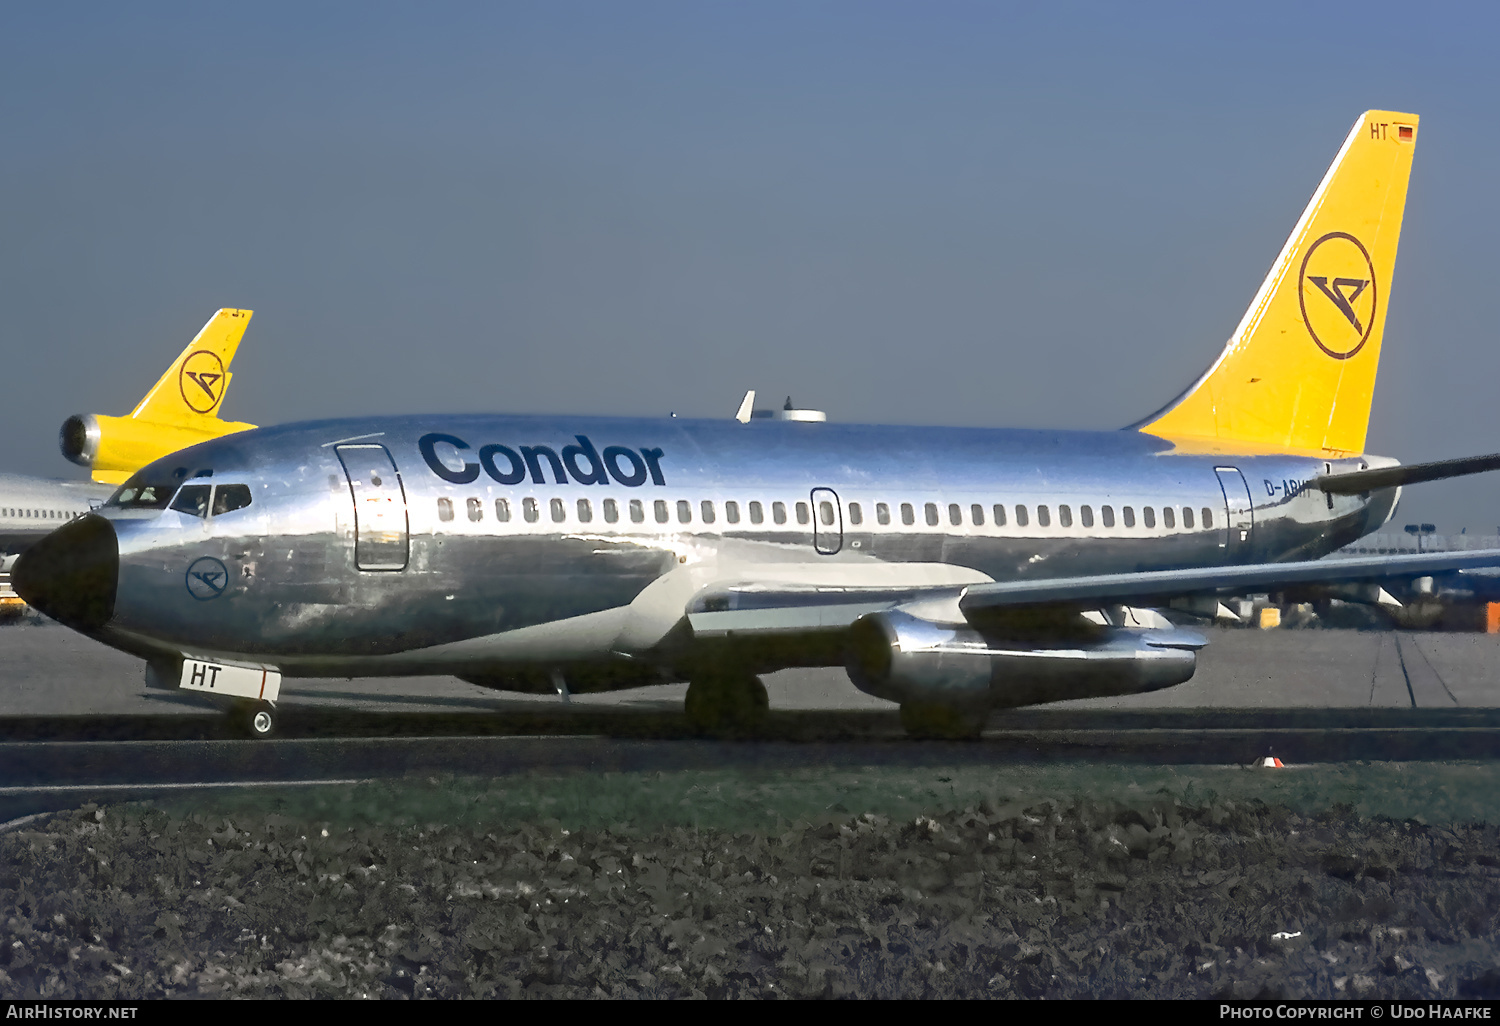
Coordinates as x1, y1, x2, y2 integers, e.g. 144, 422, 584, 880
848, 502, 863, 526
819, 500, 835, 526
630, 499, 645, 523
1162, 507, 1175, 529
438, 497, 455, 522
171, 484, 212, 518
577, 498, 593, 523
1014, 505, 1029, 527
1201, 507, 1213, 528
796, 502, 810, 525
550, 497, 566, 523
603, 498, 619, 523
992, 504, 1007, 526
655, 500, 669, 524
924, 503, 939, 527
467, 497, 484, 522
524, 497, 540, 523
773, 502, 787, 525
749, 501, 764, 525
1182, 507, 1194, 529
1143, 507, 1156, 529
725, 501, 740, 524
1101, 505, 1114, 528
496, 498, 512, 522
948, 503, 962, 526
900, 503, 914, 526
876, 503, 891, 525
1058, 504, 1072, 528
1037, 505, 1051, 527
1080, 505, 1094, 528
971, 503, 984, 526
677, 500, 692, 524
1123, 506, 1135, 528
701, 500, 715, 524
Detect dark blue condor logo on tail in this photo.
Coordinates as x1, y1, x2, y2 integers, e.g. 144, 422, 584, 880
419, 433, 667, 488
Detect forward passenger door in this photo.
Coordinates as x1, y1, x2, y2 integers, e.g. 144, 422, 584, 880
337, 444, 410, 571
811, 487, 842, 555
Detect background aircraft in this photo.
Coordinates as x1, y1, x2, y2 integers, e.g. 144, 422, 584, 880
18, 112, 1500, 738
58, 308, 258, 484
0, 309, 256, 612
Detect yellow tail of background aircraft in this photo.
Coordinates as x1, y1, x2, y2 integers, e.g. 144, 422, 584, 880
1136, 112, 1418, 456
59, 308, 259, 484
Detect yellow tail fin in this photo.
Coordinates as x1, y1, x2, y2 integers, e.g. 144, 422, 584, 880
63, 309, 259, 484
1138, 111, 1418, 455
129, 308, 253, 426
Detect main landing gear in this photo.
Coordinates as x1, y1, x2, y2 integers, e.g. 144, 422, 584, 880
898, 701, 988, 740
230, 701, 278, 739
684, 670, 769, 735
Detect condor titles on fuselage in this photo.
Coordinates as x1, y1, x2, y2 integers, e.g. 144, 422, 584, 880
19, 110, 1500, 739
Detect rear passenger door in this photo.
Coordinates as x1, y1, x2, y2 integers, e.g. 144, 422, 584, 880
1215, 467, 1254, 557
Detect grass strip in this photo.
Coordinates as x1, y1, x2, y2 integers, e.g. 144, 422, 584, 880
144, 760, 1500, 834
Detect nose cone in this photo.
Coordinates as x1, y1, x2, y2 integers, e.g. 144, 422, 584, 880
13, 514, 119, 631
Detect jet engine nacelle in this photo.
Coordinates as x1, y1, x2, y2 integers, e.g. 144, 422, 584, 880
61, 413, 250, 483
844, 609, 1204, 710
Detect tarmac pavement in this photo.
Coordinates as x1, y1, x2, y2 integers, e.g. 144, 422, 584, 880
1, 617, 1496, 720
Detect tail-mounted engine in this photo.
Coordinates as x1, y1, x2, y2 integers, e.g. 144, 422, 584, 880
844, 609, 1204, 711
61, 413, 229, 480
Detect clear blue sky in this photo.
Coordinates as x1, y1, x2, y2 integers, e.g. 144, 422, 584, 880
4, 2, 1500, 531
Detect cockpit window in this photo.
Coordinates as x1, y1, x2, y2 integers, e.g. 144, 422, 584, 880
106, 472, 182, 510
109, 474, 254, 518
170, 485, 212, 518
212, 484, 253, 516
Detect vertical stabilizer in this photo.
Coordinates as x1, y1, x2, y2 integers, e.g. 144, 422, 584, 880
61, 309, 259, 484
129, 308, 253, 426
1137, 111, 1418, 455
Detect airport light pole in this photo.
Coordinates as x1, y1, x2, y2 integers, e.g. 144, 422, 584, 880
1404, 523, 1436, 552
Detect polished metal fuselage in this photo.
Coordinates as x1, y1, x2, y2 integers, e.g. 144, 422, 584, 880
87, 414, 1399, 683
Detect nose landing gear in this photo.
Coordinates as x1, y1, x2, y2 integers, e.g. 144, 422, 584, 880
231, 701, 277, 739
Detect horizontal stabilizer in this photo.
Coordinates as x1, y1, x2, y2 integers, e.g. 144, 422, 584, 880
1316, 452, 1500, 494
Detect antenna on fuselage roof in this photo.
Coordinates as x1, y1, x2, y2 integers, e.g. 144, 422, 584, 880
734, 390, 755, 423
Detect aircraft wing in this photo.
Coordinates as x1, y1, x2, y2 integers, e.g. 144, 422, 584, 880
683, 549, 1500, 637
957, 548, 1500, 613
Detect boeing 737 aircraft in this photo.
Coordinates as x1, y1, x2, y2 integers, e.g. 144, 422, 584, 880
19, 111, 1500, 738
0, 309, 257, 610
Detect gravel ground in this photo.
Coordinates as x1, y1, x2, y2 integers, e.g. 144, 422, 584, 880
3, 796, 1500, 998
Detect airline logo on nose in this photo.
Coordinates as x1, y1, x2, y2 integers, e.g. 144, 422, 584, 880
179, 351, 227, 413
186, 556, 229, 600
1298, 232, 1378, 360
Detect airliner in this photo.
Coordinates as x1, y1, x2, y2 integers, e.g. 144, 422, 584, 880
18, 111, 1500, 739
0, 309, 256, 610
